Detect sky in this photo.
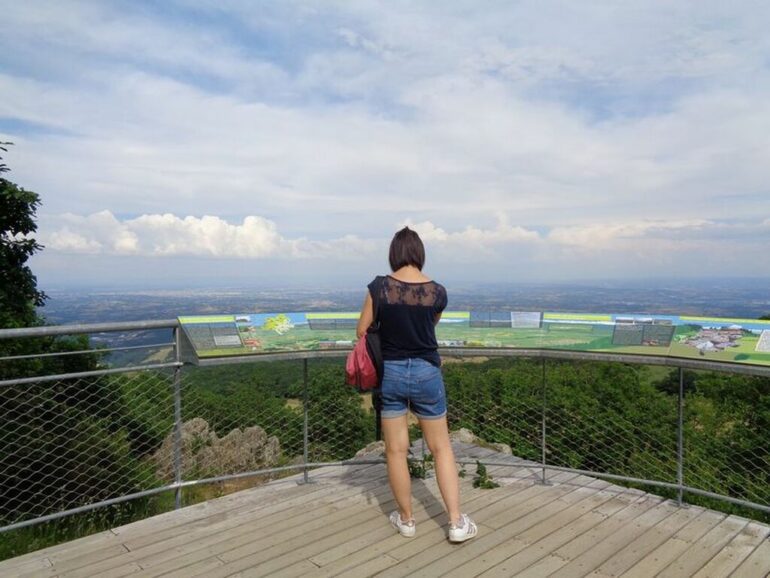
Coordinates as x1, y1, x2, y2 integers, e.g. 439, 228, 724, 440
1, 0, 769, 289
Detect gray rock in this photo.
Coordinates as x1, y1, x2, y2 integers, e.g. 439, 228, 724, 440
355, 440, 386, 458
153, 418, 282, 481
489, 442, 513, 455
449, 428, 478, 444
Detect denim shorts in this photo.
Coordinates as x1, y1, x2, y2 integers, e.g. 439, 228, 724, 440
379, 358, 447, 420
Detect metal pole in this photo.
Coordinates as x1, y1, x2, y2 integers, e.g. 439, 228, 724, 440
677, 366, 685, 507
540, 357, 550, 485
173, 327, 183, 509
301, 358, 311, 484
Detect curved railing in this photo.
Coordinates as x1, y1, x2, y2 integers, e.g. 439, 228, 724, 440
1, 319, 768, 542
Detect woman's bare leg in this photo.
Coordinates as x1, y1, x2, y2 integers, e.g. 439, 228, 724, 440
419, 416, 461, 524
382, 415, 412, 520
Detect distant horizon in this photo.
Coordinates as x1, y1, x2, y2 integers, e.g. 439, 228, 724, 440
37, 276, 769, 328
38, 275, 770, 293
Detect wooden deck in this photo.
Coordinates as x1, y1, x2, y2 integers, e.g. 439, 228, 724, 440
2, 442, 769, 578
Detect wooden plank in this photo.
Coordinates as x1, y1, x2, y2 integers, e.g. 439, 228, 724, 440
334, 554, 400, 578
154, 554, 227, 578
547, 499, 682, 578
0, 465, 381, 577
21, 471, 391, 578
198, 462, 528, 578
691, 521, 770, 578
15, 545, 131, 578
0, 556, 53, 576
451, 487, 638, 577
619, 509, 727, 578
305, 461, 529, 571
308, 469, 546, 577
474, 509, 631, 576
124, 464, 390, 550
131, 481, 398, 576
0, 533, 117, 574
655, 515, 750, 577
498, 494, 658, 577
374, 474, 586, 577
140, 471, 452, 578
129, 460, 510, 577
730, 536, 770, 578
238, 558, 320, 578
69, 561, 144, 578
398, 480, 616, 577
511, 553, 572, 578
112, 462, 382, 539
590, 503, 706, 577
209, 506, 411, 577
382, 472, 581, 569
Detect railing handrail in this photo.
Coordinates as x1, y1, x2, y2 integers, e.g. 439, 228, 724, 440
0, 319, 179, 339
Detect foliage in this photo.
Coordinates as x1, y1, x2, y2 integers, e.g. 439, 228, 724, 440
0, 142, 46, 330
473, 460, 499, 489
306, 365, 375, 461
407, 452, 434, 479
176, 360, 375, 462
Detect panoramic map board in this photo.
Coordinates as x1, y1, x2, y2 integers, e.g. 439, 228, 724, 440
178, 311, 770, 368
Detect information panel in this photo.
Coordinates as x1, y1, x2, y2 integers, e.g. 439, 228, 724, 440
178, 311, 770, 368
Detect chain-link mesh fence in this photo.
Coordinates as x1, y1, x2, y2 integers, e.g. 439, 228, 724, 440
2, 332, 769, 560
0, 369, 175, 528
683, 369, 770, 518
444, 356, 543, 464
544, 360, 679, 487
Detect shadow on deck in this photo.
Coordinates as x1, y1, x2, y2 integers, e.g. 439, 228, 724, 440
2, 442, 769, 578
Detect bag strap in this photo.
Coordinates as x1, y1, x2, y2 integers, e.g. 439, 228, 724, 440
371, 275, 384, 327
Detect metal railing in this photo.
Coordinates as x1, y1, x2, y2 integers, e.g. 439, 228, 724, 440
1, 320, 769, 538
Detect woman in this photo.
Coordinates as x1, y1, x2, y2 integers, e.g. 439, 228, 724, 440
356, 226, 478, 542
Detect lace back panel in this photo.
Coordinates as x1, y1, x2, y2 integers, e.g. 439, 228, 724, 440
380, 276, 443, 307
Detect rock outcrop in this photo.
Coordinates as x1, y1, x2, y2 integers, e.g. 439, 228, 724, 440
153, 418, 282, 481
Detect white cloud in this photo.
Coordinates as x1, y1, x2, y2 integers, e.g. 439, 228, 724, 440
547, 219, 714, 249
39, 211, 381, 260
42, 212, 281, 258
402, 215, 539, 246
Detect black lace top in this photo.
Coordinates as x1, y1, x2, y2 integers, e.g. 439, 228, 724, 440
367, 275, 448, 367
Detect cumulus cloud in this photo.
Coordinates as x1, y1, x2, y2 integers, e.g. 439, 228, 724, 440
38, 211, 381, 260
402, 214, 540, 245
547, 219, 714, 249
40, 212, 282, 258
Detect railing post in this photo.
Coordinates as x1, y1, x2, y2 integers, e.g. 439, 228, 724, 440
374, 391, 382, 442
173, 327, 183, 510
539, 356, 551, 485
677, 366, 685, 507
300, 358, 312, 484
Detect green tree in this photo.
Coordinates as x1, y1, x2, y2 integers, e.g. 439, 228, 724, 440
0, 142, 46, 330
0, 147, 158, 546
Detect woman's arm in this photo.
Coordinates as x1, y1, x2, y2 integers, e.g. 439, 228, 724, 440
434, 312, 442, 326
356, 291, 374, 339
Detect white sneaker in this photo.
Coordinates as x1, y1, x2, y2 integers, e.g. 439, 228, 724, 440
448, 513, 478, 542
389, 511, 416, 537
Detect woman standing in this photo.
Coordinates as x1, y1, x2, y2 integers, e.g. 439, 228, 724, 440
356, 227, 477, 542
